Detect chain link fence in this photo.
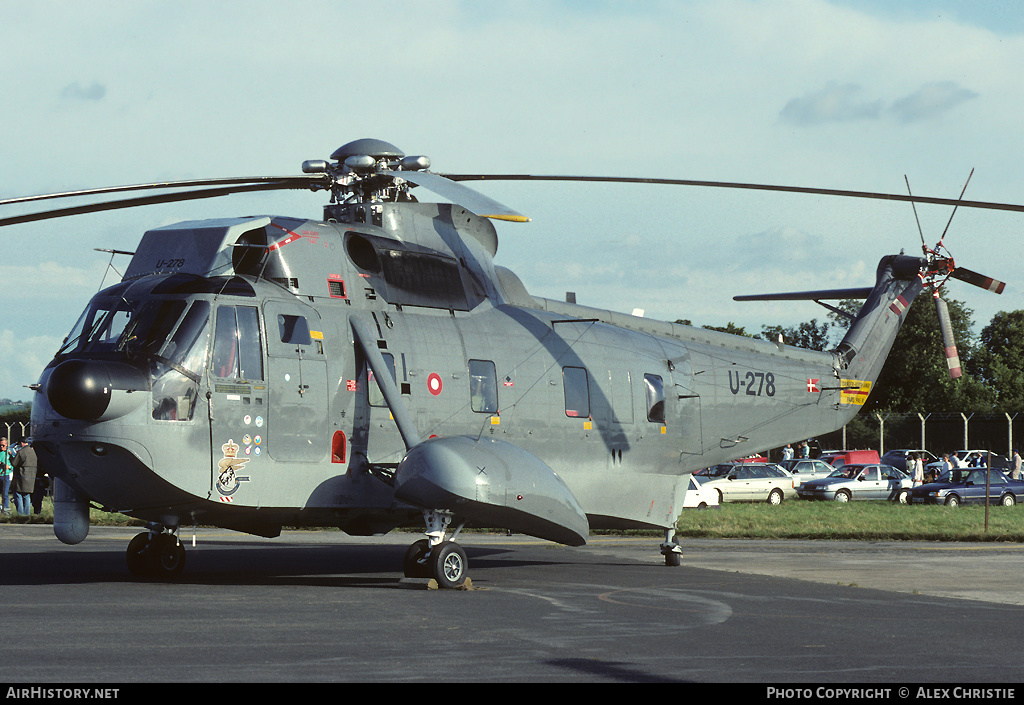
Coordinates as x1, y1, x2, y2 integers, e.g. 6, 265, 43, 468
817, 412, 1023, 458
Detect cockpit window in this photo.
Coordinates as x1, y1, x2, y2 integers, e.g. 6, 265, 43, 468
124, 301, 186, 357
57, 294, 185, 358
151, 301, 211, 422
211, 305, 263, 380
57, 299, 131, 355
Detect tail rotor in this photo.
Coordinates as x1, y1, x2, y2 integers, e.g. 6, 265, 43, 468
906, 172, 1006, 379
933, 293, 963, 379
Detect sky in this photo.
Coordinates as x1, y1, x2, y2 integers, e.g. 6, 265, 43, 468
1, 0, 1022, 402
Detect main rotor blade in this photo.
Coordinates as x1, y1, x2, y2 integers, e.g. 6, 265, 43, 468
442, 174, 1024, 215
386, 170, 529, 222
0, 177, 325, 228
0, 175, 324, 207
950, 266, 1006, 294
734, 287, 874, 302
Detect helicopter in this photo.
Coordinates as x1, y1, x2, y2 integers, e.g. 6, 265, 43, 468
1, 138, 1012, 588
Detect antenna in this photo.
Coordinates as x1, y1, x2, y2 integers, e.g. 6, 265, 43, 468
904, 175, 927, 254
937, 168, 974, 251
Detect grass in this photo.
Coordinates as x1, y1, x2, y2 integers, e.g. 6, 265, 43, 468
5, 496, 1024, 543
0, 498, 145, 528
675, 499, 1024, 542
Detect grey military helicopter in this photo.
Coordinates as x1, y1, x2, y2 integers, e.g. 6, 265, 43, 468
1, 138, 1011, 587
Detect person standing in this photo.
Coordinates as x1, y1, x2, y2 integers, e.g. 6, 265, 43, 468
1013, 449, 1022, 481
0, 438, 11, 514
11, 440, 37, 516
911, 453, 924, 486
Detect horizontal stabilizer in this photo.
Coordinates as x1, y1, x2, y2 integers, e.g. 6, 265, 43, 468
734, 287, 873, 302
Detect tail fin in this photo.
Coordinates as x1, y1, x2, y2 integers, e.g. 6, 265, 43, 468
833, 254, 927, 383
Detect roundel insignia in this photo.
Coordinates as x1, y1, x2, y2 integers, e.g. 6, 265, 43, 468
427, 373, 443, 396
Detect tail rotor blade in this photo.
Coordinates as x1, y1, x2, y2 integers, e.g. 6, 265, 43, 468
950, 266, 1006, 294
934, 296, 963, 379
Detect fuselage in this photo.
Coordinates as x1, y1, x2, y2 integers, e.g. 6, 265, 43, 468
31, 206, 900, 538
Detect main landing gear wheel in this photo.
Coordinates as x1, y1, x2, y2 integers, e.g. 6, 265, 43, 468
432, 541, 468, 589
403, 538, 431, 579
126, 531, 186, 580
403, 539, 469, 587
408, 510, 470, 588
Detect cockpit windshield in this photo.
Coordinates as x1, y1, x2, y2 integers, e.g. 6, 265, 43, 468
56, 280, 214, 422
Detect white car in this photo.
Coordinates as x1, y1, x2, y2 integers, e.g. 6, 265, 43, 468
926, 450, 1003, 475
681, 474, 720, 510
778, 458, 835, 487
698, 463, 796, 505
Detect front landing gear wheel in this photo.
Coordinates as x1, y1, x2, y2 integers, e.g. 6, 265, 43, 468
126, 531, 186, 580
431, 541, 468, 589
126, 532, 152, 577
148, 533, 186, 579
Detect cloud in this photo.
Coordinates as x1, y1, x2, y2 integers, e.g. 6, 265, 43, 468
781, 79, 980, 128
779, 82, 883, 125
61, 81, 106, 101
0, 261, 106, 300
889, 81, 979, 123
0, 329, 61, 399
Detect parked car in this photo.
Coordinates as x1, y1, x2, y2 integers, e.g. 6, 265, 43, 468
880, 449, 937, 473
818, 450, 880, 469
698, 463, 796, 505
694, 463, 739, 478
681, 474, 720, 510
909, 468, 1024, 507
778, 458, 835, 487
925, 450, 1009, 476
797, 463, 912, 503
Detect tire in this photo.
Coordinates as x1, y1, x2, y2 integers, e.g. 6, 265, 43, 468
767, 488, 784, 505
403, 539, 431, 578
895, 489, 910, 504
126, 532, 152, 577
147, 533, 186, 580
664, 551, 681, 567
1001, 494, 1016, 507
834, 490, 851, 503
945, 494, 961, 508
431, 541, 468, 589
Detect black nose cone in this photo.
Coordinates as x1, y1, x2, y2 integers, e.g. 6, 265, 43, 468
46, 360, 113, 420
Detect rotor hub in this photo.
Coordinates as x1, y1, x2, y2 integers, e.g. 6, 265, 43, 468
302, 138, 431, 210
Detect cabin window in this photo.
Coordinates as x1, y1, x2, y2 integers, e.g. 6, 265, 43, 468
469, 359, 498, 413
211, 305, 264, 380
277, 314, 312, 346
369, 353, 396, 407
644, 373, 665, 423
563, 366, 590, 418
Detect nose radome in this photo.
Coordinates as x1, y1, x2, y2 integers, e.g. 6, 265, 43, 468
46, 360, 148, 421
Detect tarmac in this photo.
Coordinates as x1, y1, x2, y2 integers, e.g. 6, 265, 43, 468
1, 524, 1022, 683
